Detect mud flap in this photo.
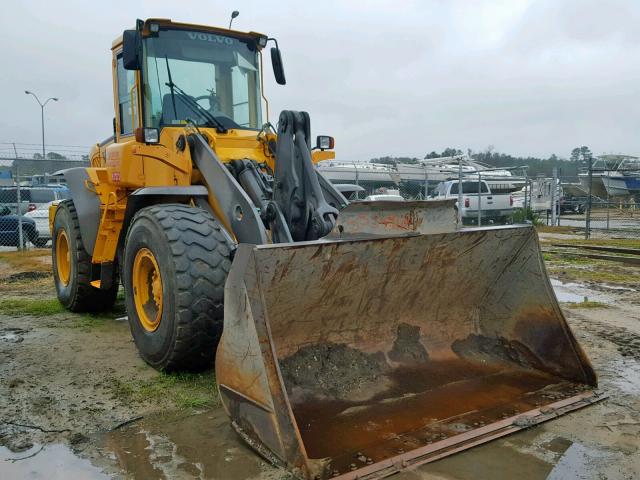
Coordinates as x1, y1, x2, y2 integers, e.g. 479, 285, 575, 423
216, 225, 601, 479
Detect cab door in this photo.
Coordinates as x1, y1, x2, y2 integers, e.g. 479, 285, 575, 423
113, 51, 142, 142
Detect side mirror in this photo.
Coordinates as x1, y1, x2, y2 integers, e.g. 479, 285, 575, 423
270, 47, 286, 85
316, 135, 334, 151
122, 30, 142, 70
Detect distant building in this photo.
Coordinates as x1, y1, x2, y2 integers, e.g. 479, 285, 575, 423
0, 169, 12, 186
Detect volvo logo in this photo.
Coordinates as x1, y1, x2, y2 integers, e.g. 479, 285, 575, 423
186, 32, 234, 45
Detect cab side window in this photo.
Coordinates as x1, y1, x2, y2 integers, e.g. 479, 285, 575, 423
116, 54, 138, 135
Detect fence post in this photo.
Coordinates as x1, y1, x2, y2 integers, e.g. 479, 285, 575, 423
523, 171, 528, 214
585, 155, 593, 240
12, 143, 24, 251
606, 190, 610, 231
354, 161, 359, 200
551, 167, 557, 227
477, 172, 482, 226
457, 161, 463, 225
423, 165, 428, 199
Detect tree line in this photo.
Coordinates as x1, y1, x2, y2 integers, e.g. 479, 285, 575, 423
32, 152, 89, 161
371, 146, 594, 178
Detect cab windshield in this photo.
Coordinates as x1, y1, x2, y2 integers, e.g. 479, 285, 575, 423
142, 28, 263, 130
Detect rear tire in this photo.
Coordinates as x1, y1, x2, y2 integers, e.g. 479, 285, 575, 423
123, 204, 233, 371
33, 237, 49, 248
52, 200, 119, 312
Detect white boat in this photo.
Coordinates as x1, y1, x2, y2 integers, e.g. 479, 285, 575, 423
316, 162, 397, 184
578, 155, 640, 198
318, 155, 524, 196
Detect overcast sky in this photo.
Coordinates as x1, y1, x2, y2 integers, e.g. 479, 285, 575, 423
1, 0, 638, 161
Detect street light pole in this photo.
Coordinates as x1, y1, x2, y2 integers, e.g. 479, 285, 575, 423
25, 91, 58, 159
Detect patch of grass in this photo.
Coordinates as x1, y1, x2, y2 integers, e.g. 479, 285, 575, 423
60, 289, 127, 329
110, 371, 219, 410
69, 314, 106, 329
0, 297, 65, 316
547, 265, 640, 285
0, 275, 53, 295
544, 252, 608, 267
563, 301, 609, 309
536, 225, 578, 234
542, 237, 640, 249
513, 207, 542, 226
0, 250, 51, 272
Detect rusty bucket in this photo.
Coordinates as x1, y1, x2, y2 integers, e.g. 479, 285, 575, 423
216, 224, 600, 479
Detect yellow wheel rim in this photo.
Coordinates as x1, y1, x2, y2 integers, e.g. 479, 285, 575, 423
132, 248, 163, 332
56, 229, 71, 286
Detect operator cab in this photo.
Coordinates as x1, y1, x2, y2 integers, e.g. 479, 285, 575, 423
112, 18, 285, 141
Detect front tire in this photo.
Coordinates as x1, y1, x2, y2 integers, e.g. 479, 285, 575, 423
52, 200, 119, 312
123, 204, 233, 371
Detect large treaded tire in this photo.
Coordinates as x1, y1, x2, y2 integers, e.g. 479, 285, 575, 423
123, 204, 233, 371
52, 200, 119, 312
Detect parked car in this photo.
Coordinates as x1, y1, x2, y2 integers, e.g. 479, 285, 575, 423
363, 188, 405, 202
0, 204, 45, 247
334, 184, 366, 201
559, 196, 586, 214
429, 180, 513, 225
0, 185, 70, 214
24, 201, 55, 246
364, 193, 404, 201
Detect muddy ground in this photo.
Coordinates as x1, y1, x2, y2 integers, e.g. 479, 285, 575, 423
1, 233, 639, 479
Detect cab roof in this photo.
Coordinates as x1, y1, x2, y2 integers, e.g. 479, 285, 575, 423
111, 18, 267, 50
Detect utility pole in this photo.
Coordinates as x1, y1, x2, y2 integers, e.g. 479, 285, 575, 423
25, 91, 58, 159
12, 143, 23, 250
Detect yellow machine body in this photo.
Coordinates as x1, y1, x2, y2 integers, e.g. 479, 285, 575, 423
76, 18, 333, 268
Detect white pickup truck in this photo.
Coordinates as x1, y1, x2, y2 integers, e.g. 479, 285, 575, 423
430, 180, 513, 225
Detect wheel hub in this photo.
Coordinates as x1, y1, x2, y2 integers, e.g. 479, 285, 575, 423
56, 229, 71, 286
132, 248, 163, 332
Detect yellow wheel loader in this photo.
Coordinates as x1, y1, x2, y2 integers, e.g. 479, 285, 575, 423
51, 18, 602, 480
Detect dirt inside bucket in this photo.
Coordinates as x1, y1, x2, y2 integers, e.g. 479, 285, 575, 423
280, 343, 390, 402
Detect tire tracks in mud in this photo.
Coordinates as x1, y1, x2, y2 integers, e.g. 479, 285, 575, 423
570, 315, 640, 361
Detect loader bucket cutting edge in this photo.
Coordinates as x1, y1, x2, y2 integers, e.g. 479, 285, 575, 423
215, 225, 600, 479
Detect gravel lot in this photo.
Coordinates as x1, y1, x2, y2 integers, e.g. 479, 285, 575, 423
0, 235, 639, 479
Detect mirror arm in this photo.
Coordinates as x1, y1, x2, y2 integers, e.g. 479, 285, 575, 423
266, 37, 280, 49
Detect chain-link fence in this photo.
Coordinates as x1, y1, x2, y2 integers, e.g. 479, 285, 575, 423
320, 161, 640, 239
554, 198, 640, 239
2, 150, 638, 250
1, 151, 86, 251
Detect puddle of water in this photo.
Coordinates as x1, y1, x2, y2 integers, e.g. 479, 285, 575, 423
0, 444, 108, 480
0, 333, 22, 343
408, 425, 623, 480
550, 279, 612, 304
608, 359, 640, 396
601, 284, 636, 292
0, 328, 28, 343
101, 409, 282, 480
547, 442, 609, 480
412, 433, 558, 480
